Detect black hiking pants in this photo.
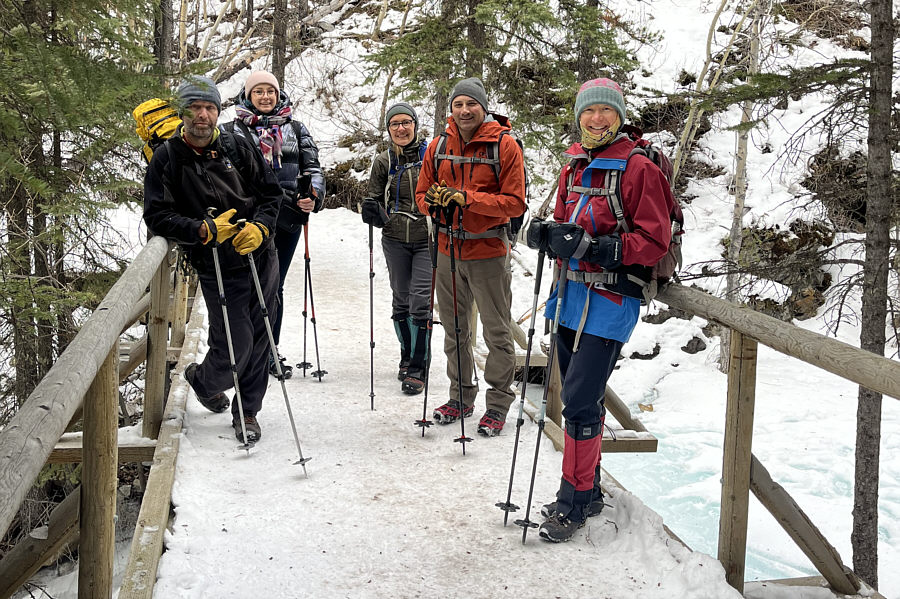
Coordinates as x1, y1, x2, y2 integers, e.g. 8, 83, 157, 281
192, 245, 279, 419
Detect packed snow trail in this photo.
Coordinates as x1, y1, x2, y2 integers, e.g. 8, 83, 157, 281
153, 208, 740, 599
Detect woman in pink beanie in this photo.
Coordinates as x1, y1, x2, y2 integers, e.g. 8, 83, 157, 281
224, 70, 326, 379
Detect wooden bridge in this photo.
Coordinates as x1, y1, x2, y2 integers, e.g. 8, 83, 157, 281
0, 234, 896, 597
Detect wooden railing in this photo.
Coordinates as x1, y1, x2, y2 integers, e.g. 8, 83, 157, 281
655, 283, 899, 596
1, 242, 897, 598
0, 236, 185, 599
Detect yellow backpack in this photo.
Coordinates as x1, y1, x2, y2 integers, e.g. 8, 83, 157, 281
133, 98, 181, 163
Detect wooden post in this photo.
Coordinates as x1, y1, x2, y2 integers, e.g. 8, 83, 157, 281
143, 258, 170, 439
170, 261, 190, 349
546, 346, 563, 427
718, 330, 757, 592
80, 343, 119, 599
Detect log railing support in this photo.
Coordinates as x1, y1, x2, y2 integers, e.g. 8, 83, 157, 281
79, 343, 119, 599
143, 255, 171, 439
170, 255, 190, 349
750, 455, 860, 595
717, 330, 757, 592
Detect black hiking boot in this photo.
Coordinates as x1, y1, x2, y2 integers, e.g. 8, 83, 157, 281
268, 352, 293, 379
401, 372, 425, 395
432, 400, 474, 424
184, 363, 230, 414
233, 415, 262, 444
538, 513, 586, 543
477, 409, 506, 437
541, 496, 605, 519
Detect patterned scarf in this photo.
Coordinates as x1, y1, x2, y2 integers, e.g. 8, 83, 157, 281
580, 115, 621, 149
235, 104, 293, 169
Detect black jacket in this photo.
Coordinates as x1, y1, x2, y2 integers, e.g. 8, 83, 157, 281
225, 90, 326, 232
143, 127, 282, 275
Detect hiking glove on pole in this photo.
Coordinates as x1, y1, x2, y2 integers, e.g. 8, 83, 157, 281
425, 180, 466, 208
202, 208, 239, 245
526, 218, 554, 257
361, 198, 389, 228
232, 222, 269, 255
548, 223, 622, 268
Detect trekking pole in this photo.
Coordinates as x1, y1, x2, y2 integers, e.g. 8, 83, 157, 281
243, 241, 312, 475
368, 223, 376, 411
414, 214, 439, 435
447, 206, 472, 454
206, 208, 253, 453
297, 223, 327, 380
298, 225, 312, 377
515, 259, 569, 543
496, 248, 546, 524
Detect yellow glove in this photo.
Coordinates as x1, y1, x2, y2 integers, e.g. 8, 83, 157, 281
423, 182, 441, 206
232, 222, 269, 255
434, 180, 466, 207
202, 208, 239, 245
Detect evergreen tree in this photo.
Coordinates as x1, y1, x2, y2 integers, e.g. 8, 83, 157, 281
365, 0, 648, 157
0, 0, 164, 412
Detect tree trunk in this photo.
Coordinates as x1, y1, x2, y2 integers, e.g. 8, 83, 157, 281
465, 0, 484, 78
272, 0, 287, 84
8, 140, 39, 406
568, 0, 599, 142
153, 0, 173, 69
245, 0, 254, 33
433, 0, 459, 136
721, 9, 759, 372
852, 0, 893, 589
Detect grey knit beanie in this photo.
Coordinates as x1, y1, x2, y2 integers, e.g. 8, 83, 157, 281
385, 102, 418, 132
175, 76, 222, 115
574, 78, 626, 125
449, 77, 488, 112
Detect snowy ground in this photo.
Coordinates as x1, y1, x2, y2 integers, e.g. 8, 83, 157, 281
150, 209, 745, 599
13, 207, 897, 599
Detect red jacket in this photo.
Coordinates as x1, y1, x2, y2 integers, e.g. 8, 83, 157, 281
415, 115, 527, 260
555, 137, 673, 273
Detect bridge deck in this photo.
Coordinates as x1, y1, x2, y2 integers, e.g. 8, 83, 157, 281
148, 211, 740, 598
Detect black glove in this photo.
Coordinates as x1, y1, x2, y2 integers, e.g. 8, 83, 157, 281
583, 233, 623, 269
361, 198, 389, 228
525, 218, 552, 255
547, 222, 592, 259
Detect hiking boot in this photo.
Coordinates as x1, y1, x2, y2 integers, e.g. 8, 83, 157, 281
433, 400, 474, 424
538, 513, 586, 543
477, 409, 506, 437
397, 359, 410, 381
540, 497, 605, 519
401, 373, 425, 395
268, 353, 293, 379
184, 363, 230, 413
233, 415, 262, 444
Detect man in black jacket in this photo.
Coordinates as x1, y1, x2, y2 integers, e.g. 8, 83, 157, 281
143, 75, 283, 444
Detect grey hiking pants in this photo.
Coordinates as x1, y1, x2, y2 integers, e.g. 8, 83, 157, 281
381, 236, 432, 324
435, 251, 516, 415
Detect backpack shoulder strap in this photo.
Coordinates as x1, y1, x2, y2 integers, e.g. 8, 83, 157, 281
432, 132, 449, 175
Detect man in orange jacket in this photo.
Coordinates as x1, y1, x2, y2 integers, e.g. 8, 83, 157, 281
415, 77, 527, 437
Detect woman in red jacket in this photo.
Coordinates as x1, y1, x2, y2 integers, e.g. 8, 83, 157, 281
527, 78, 676, 542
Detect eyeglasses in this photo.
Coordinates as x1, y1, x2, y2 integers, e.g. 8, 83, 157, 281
251, 88, 278, 97
388, 119, 415, 130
